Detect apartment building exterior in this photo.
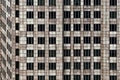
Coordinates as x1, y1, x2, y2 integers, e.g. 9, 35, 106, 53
9, 0, 120, 80
0, 0, 12, 80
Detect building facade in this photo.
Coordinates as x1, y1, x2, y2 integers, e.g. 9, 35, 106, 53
0, 0, 12, 80
12, 0, 120, 80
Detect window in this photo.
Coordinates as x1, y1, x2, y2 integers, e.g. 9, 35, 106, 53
94, 49, 101, 56
84, 75, 91, 80
27, 24, 34, 31
84, 62, 90, 69
110, 24, 117, 31
94, 75, 101, 80
38, 50, 45, 57
38, 63, 45, 70
94, 0, 101, 6
15, 23, 19, 30
15, 0, 19, 5
27, 63, 34, 70
38, 37, 45, 44
110, 63, 117, 70
49, 12, 56, 19
74, 11, 81, 18
110, 0, 117, 6
84, 11, 91, 18
94, 37, 101, 44
49, 24, 56, 31
27, 76, 34, 80
63, 62, 71, 69
64, 11, 71, 18
27, 37, 34, 44
38, 24, 45, 31
38, 12, 45, 18
84, 0, 91, 6
15, 49, 19, 56
38, 0, 45, 6
74, 37, 80, 44
94, 62, 101, 69
74, 49, 81, 56
63, 49, 71, 56
84, 49, 91, 56
15, 74, 19, 80
64, 0, 71, 5
15, 61, 19, 69
110, 76, 117, 80
94, 24, 101, 31
74, 75, 81, 80
74, 62, 80, 69
26, 11, 34, 18
63, 37, 71, 44
110, 11, 117, 18
110, 37, 117, 44
27, 50, 34, 57
26, 0, 34, 6
84, 37, 91, 44
15, 36, 19, 43
64, 75, 71, 80
49, 50, 56, 57
84, 24, 91, 31
110, 50, 117, 57
94, 11, 101, 18
15, 10, 19, 17
38, 76, 45, 80
49, 37, 56, 44
63, 24, 71, 31
49, 76, 56, 80
74, 24, 81, 31
74, 0, 80, 6
49, 63, 56, 70
49, 0, 56, 6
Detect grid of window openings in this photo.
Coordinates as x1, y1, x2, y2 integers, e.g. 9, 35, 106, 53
14, 0, 118, 80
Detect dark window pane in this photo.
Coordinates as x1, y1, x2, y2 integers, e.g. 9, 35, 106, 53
94, 24, 101, 31
94, 49, 101, 56
63, 24, 71, 31
84, 62, 90, 69
84, 49, 91, 56
63, 37, 71, 44
94, 75, 101, 80
110, 11, 117, 18
64, 75, 71, 80
64, 0, 71, 5
63, 62, 71, 69
74, 62, 80, 69
84, 11, 91, 18
27, 0, 34, 6
49, 12, 56, 19
38, 37, 45, 44
63, 49, 71, 56
74, 49, 81, 56
94, 37, 101, 44
110, 50, 117, 57
94, 11, 101, 18
84, 37, 91, 44
49, 37, 56, 44
49, 63, 56, 70
94, 62, 101, 69
110, 63, 117, 70
110, 37, 117, 44
84, 24, 91, 31
38, 50, 45, 57
38, 63, 45, 70
49, 50, 56, 57
49, 0, 56, 6
49, 24, 56, 31
110, 24, 117, 31
38, 12, 45, 18
74, 11, 81, 18
64, 11, 71, 18
94, 0, 101, 6
38, 0, 45, 6
74, 24, 81, 31
84, 0, 91, 6
74, 0, 80, 6
84, 75, 91, 80
38, 24, 45, 31
110, 0, 117, 6
27, 24, 34, 31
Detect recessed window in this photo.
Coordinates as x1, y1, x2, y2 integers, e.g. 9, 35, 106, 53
84, 49, 91, 56
74, 75, 81, 80
110, 11, 117, 19
74, 62, 80, 69
49, 24, 56, 31
49, 63, 56, 70
27, 63, 34, 70
27, 76, 34, 80
110, 76, 117, 80
94, 0, 101, 6
110, 0, 117, 6
84, 11, 91, 18
15, 0, 19, 5
27, 37, 34, 44
110, 63, 117, 70
84, 24, 91, 31
94, 11, 101, 18
63, 49, 71, 56
110, 24, 117, 31
110, 50, 117, 57
73, 24, 81, 31
15, 49, 19, 56
84, 0, 91, 6
94, 24, 101, 31
49, 76, 56, 80
38, 37, 45, 44
15, 10, 19, 17
26, 0, 34, 6
15, 36, 19, 43
49, 37, 56, 44
49, 12, 56, 19
63, 37, 71, 44
15, 74, 19, 80
15, 61, 19, 69
84, 62, 90, 69
49, 0, 56, 6
74, 37, 81, 44
38, 76, 45, 80
38, 0, 45, 6
38, 50, 45, 57
94, 62, 101, 69
49, 50, 56, 57
64, 0, 71, 5
27, 24, 34, 31
94, 75, 101, 80
27, 50, 34, 57
74, 49, 81, 56
94, 37, 101, 44
94, 49, 101, 56
74, 0, 80, 6
63, 62, 71, 69
74, 11, 81, 18
38, 24, 45, 31
38, 63, 45, 70
64, 11, 71, 18
63, 24, 71, 31
84, 75, 91, 80
110, 37, 117, 44
64, 75, 71, 80
38, 11, 45, 18
84, 37, 91, 44
15, 23, 19, 30
26, 11, 34, 18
